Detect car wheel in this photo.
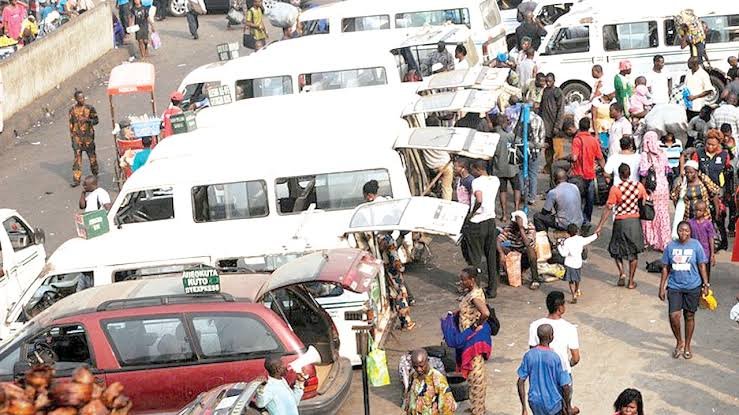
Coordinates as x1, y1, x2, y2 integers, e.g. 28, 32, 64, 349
562, 82, 591, 106
169, 0, 186, 17
708, 74, 725, 106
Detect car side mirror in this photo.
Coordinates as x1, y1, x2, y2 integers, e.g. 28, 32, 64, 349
33, 228, 45, 246
13, 360, 31, 380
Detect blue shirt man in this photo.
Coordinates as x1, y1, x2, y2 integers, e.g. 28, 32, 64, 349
255, 355, 304, 415
131, 136, 152, 172
517, 324, 572, 415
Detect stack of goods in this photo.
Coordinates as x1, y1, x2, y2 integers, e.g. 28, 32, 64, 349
0, 366, 132, 415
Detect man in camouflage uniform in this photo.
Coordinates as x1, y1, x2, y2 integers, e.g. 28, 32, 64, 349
69, 90, 99, 187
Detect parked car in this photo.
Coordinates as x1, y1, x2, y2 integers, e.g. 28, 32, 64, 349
0, 249, 374, 414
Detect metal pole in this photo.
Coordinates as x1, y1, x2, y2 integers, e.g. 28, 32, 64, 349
521, 103, 531, 214
354, 326, 371, 415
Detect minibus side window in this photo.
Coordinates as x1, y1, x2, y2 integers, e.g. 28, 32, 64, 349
302, 19, 330, 35
275, 169, 392, 214
235, 76, 293, 100
603, 21, 658, 51
395, 9, 470, 29
700, 15, 739, 44
538, 3, 573, 27
341, 15, 390, 32
115, 187, 174, 225
301, 67, 387, 92
192, 180, 268, 223
543, 25, 590, 55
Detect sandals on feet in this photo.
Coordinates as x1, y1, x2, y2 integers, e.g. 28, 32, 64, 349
570, 298, 578, 304
683, 350, 693, 359
617, 275, 626, 287
627, 282, 638, 289
672, 346, 683, 359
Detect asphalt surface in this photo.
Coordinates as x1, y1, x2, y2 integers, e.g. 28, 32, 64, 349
1, 9, 738, 415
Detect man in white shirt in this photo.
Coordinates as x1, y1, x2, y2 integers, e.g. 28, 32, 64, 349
454, 44, 469, 71
423, 150, 453, 200
78, 175, 112, 212
684, 56, 714, 119
608, 103, 632, 156
646, 55, 671, 105
464, 159, 501, 298
605, 138, 641, 185
529, 291, 580, 383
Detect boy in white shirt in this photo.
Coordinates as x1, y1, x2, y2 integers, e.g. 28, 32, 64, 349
557, 224, 598, 304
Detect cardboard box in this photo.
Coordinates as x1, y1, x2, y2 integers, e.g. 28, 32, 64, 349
75, 209, 110, 239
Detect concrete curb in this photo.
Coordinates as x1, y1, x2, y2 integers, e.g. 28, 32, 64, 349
0, 47, 132, 151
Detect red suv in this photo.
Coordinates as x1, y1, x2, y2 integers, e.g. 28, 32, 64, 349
0, 249, 380, 414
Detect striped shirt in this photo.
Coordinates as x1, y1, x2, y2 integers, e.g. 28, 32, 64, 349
659, 141, 683, 168
708, 104, 739, 136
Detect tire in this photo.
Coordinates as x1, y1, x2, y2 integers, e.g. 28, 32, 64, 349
708, 75, 725, 106
561, 82, 591, 106
169, 0, 186, 17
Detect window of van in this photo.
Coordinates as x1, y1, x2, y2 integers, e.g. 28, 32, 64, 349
543, 25, 589, 55
394, 9, 471, 29
538, 3, 573, 26
113, 264, 203, 283
275, 169, 392, 214
302, 18, 330, 36
341, 15, 390, 32
481, 0, 502, 30
182, 81, 221, 106
192, 181, 268, 223
3, 216, 33, 251
115, 187, 175, 225
301, 67, 387, 92
700, 15, 739, 44
603, 21, 658, 51
235, 76, 293, 101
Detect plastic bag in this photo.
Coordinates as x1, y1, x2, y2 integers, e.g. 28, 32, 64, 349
227, 8, 244, 24
700, 289, 718, 311
151, 32, 161, 49
367, 348, 390, 387
265, 2, 299, 28
534, 231, 552, 262
504, 252, 522, 287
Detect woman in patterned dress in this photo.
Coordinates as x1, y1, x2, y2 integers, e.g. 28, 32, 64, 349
671, 160, 722, 221
639, 131, 672, 251
458, 267, 490, 415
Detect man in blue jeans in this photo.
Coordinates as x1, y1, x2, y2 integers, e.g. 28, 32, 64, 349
516, 103, 547, 206
566, 117, 606, 223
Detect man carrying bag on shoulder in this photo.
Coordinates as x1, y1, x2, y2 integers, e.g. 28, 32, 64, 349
186, 0, 206, 40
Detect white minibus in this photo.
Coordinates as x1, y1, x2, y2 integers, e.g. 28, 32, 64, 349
535, 0, 738, 103
299, 0, 507, 59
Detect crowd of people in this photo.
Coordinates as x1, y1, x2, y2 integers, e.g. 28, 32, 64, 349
389, 10, 738, 415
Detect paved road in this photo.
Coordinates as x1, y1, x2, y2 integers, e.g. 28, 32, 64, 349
1, 10, 738, 415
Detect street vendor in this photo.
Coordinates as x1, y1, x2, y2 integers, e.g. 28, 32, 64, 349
161, 91, 184, 138
498, 211, 541, 289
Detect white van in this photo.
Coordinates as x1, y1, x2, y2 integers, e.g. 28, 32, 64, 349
299, 0, 507, 59
0, 209, 45, 340
178, 35, 409, 108
535, 0, 738, 103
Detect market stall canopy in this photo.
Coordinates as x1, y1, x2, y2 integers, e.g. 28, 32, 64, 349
345, 197, 468, 237
394, 127, 499, 160
417, 67, 509, 94
107, 62, 156, 95
402, 89, 499, 117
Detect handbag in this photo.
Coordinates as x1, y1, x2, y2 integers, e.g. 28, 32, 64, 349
643, 166, 657, 192
486, 305, 500, 336
242, 33, 256, 49
639, 198, 655, 221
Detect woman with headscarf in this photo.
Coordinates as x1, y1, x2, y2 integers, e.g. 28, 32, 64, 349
671, 160, 722, 223
614, 60, 633, 115
639, 131, 672, 251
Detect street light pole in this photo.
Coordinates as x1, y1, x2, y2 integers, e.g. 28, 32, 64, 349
353, 324, 372, 415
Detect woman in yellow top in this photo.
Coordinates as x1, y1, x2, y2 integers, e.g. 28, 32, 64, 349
244, 0, 267, 50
